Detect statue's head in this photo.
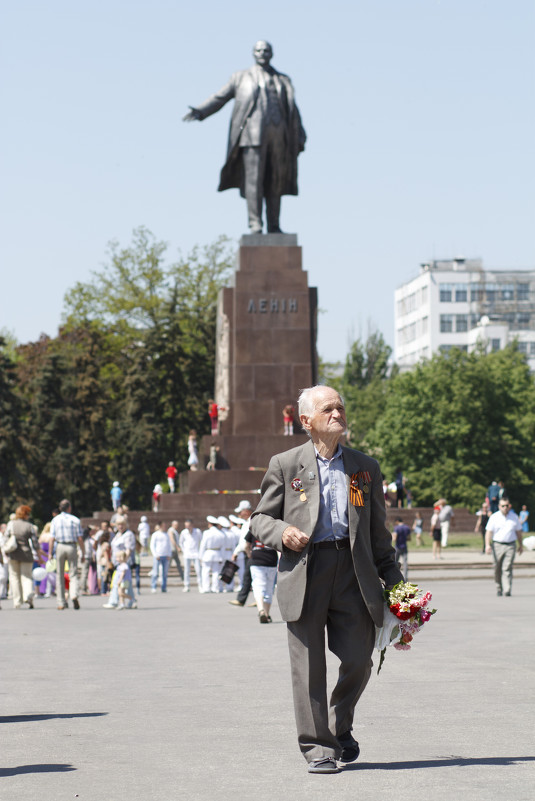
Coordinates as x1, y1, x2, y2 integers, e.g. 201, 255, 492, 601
253, 40, 273, 67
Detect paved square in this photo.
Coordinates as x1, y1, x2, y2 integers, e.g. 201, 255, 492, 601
2, 576, 534, 800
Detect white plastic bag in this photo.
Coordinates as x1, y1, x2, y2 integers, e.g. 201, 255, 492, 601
374, 603, 400, 650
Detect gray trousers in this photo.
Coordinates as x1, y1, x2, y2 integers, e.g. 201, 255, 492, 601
241, 123, 286, 233
170, 549, 184, 580
491, 541, 517, 594
395, 547, 409, 580
286, 547, 375, 763
56, 543, 79, 604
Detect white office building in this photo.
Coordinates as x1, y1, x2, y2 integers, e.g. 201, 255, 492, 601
395, 258, 535, 371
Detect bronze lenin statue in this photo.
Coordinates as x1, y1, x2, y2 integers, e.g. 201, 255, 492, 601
184, 41, 306, 234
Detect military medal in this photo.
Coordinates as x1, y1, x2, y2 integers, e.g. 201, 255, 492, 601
350, 472, 366, 507
291, 477, 307, 503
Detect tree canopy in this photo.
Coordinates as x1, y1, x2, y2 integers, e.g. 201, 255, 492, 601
2, 229, 234, 522
368, 345, 535, 511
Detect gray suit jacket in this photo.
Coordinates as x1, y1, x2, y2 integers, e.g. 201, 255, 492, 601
250, 440, 403, 626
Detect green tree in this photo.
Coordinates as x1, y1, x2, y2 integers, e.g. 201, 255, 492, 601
15, 336, 76, 521
15, 328, 112, 521
0, 337, 26, 518
62, 227, 234, 506
343, 331, 394, 388
109, 341, 165, 507
334, 330, 396, 448
368, 345, 535, 510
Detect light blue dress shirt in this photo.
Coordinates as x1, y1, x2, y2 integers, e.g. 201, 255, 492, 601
312, 445, 349, 542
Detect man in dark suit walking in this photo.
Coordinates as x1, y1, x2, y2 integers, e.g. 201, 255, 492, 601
251, 385, 403, 774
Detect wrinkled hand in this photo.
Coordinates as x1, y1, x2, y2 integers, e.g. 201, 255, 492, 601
183, 107, 201, 122
282, 525, 309, 552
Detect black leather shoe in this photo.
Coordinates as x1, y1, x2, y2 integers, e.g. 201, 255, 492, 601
337, 731, 360, 763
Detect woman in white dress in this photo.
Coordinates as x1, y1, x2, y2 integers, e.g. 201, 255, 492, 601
187, 429, 199, 471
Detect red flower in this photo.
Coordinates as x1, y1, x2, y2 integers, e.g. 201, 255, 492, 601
390, 604, 412, 621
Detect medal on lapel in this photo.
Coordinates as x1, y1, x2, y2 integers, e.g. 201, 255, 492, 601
291, 477, 307, 502
350, 471, 370, 507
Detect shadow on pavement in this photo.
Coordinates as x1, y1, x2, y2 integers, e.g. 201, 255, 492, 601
345, 756, 535, 771
0, 712, 107, 723
0, 764, 75, 777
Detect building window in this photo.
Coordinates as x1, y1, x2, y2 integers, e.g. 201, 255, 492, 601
440, 284, 452, 302
455, 284, 468, 302
517, 283, 530, 301
471, 285, 484, 301
439, 345, 453, 353
530, 342, 535, 355
518, 342, 528, 353
486, 284, 498, 302
422, 316, 428, 334
421, 286, 428, 305
470, 314, 479, 329
440, 314, 453, 333
491, 338, 500, 352
500, 284, 515, 301
503, 312, 515, 325
517, 313, 531, 330
456, 314, 468, 332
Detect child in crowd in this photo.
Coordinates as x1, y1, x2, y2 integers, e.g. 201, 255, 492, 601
206, 441, 219, 470
152, 484, 162, 512
98, 534, 113, 594
282, 404, 295, 435
412, 512, 423, 546
115, 551, 133, 610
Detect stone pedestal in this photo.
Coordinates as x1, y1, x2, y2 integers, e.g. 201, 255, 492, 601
207, 233, 317, 467
171, 233, 318, 503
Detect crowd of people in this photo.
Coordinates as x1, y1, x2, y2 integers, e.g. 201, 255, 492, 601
1, 476, 532, 613
0, 497, 278, 621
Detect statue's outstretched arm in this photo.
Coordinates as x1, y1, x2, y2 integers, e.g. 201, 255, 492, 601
183, 107, 202, 122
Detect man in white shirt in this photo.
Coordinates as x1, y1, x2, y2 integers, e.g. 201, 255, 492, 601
485, 498, 523, 596
50, 499, 85, 610
137, 516, 150, 554
179, 520, 202, 593
150, 526, 172, 593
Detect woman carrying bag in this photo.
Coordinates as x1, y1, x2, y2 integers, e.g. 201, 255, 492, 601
5, 505, 44, 609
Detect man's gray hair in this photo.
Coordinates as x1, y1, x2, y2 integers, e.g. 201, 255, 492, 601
297, 386, 345, 418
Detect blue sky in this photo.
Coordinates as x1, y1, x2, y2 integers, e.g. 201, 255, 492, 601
2, 0, 533, 362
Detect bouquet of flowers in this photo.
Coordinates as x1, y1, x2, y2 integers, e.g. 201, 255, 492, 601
375, 581, 436, 674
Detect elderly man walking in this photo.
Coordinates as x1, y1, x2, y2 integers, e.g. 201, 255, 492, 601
251, 385, 403, 774
49, 499, 85, 610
